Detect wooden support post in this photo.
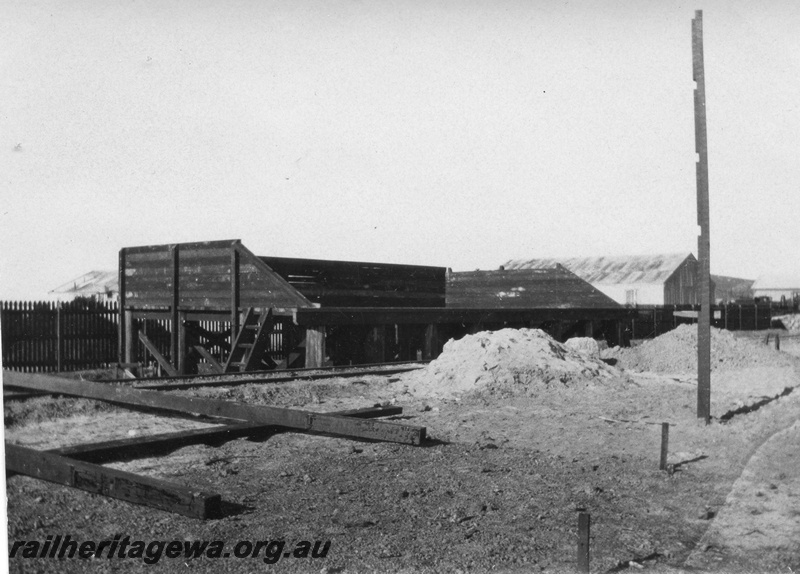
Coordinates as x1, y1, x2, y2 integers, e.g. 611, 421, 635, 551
3, 371, 425, 445
56, 303, 64, 372
177, 311, 187, 374
5, 443, 220, 519
124, 310, 135, 364
171, 245, 180, 373
193, 345, 223, 373
660, 422, 669, 471
577, 512, 590, 573
118, 248, 126, 364
553, 321, 564, 342
138, 332, 179, 377
365, 325, 387, 364
424, 324, 440, 359
305, 326, 326, 368
230, 247, 240, 346
693, 10, 711, 423
775, 333, 780, 351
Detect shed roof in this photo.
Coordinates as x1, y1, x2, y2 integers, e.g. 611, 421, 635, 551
503, 253, 695, 286
50, 270, 118, 297
752, 274, 800, 290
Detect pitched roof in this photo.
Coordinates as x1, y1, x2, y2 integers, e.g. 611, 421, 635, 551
50, 270, 118, 296
503, 253, 694, 286
752, 274, 800, 290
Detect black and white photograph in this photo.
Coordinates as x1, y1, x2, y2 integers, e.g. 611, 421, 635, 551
2, 1, 800, 572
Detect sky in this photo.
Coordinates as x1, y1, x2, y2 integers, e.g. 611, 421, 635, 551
2, 0, 800, 299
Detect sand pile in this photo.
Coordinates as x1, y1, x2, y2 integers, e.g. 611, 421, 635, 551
607, 324, 799, 374
405, 328, 619, 399
774, 314, 800, 331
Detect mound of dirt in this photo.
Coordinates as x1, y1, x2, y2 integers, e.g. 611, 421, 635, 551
774, 313, 800, 331
405, 328, 620, 399
607, 323, 798, 374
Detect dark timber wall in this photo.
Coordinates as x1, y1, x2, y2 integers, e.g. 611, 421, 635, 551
663, 256, 716, 305
121, 240, 311, 313
446, 266, 621, 309
118, 240, 448, 372
260, 256, 446, 308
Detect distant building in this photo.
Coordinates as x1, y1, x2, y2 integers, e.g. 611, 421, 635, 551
49, 270, 118, 303
503, 253, 713, 306
710, 274, 754, 303
751, 274, 800, 305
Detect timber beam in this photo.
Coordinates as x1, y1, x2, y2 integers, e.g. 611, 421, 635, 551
132, 365, 424, 391
46, 405, 403, 464
5, 443, 220, 519
293, 307, 634, 326
3, 371, 425, 445
138, 333, 178, 376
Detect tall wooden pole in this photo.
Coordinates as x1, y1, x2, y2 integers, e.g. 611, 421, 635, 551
693, 10, 711, 423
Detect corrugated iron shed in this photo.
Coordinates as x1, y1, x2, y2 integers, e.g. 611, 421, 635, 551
504, 253, 694, 286
752, 274, 800, 290
50, 270, 119, 299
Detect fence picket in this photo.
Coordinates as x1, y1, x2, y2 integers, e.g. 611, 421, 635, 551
2, 299, 119, 372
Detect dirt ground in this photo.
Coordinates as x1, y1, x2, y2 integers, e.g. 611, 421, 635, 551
4, 326, 800, 574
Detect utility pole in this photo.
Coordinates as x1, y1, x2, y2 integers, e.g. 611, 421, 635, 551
692, 10, 711, 423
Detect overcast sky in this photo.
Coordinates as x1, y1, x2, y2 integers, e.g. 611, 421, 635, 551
2, 0, 799, 299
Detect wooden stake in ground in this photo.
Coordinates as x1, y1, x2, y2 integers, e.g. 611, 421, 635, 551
693, 10, 712, 423
577, 512, 590, 573
660, 422, 670, 471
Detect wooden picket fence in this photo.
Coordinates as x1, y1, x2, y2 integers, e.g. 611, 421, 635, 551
1, 300, 118, 372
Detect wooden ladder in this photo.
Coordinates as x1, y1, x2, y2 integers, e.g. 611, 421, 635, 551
223, 308, 276, 373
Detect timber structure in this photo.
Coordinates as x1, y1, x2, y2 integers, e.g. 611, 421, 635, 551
118, 239, 633, 376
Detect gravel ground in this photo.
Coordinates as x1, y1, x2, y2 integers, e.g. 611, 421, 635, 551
5, 328, 800, 573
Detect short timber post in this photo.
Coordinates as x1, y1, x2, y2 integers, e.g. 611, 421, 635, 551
553, 321, 564, 343
56, 302, 64, 372
124, 310, 136, 365
660, 423, 670, 471
365, 325, 387, 363
424, 324, 440, 360
775, 333, 780, 351
305, 326, 326, 368
577, 512, 590, 573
